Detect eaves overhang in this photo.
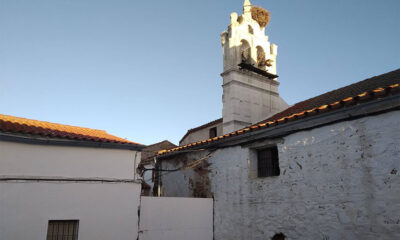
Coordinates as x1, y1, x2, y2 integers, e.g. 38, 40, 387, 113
158, 94, 400, 159
0, 132, 146, 151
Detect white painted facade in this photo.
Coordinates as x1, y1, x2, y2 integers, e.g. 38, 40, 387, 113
181, 0, 288, 143
221, 0, 288, 133
221, 1, 277, 74
221, 70, 288, 133
0, 141, 140, 179
160, 111, 400, 239
0, 141, 142, 240
0, 182, 141, 240
139, 197, 213, 240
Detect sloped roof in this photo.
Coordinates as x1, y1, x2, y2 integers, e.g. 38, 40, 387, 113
179, 118, 222, 144
262, 69, 400, 124
0, 114, 143, 147
141, 140, 177, 164
158, 69, 400, 156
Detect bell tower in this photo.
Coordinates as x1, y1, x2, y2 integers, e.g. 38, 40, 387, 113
220, 0, 288, 134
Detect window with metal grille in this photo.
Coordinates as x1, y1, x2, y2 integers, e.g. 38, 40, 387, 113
209, 127, 217, 138
257, 146, 280, 177
46, 220, 79, 240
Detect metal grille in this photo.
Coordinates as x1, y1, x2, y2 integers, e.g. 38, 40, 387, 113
46, 220, 79, 240
257, 146, 280, 177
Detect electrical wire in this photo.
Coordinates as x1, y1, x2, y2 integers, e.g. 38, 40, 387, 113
140, 150, 215, 183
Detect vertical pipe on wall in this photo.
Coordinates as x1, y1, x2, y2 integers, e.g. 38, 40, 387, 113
133, 151, 138, 180
154, 156, 161, 197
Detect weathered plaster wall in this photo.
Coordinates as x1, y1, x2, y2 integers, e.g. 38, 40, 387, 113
142, 162, 155, 195
140, 140, 176, 196
161, 151, 212, 198
214, 110, 400, 239
161, 110, 400, 240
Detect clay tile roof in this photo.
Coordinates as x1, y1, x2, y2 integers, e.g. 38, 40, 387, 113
0, 114, 142, 146
158, 69, 400, 156
140, 140, 177, 164
179, 118, 222, 144
261, 69, 400, 124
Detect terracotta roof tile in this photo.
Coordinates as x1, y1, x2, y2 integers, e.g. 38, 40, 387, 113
0, 114, 142, 146
158, 69, 400, 156
262, 69, 400, 124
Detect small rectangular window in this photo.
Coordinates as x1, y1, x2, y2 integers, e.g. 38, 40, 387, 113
257, 146, 280, 177
209, 127, 217, 138
47, 220, 79, 240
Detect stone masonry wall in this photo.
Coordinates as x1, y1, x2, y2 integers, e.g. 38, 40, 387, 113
160, 110, 400, 239
211, 110, 400, 239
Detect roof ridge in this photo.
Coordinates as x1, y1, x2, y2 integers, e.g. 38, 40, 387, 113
158, 82, 400, 156
0, 114, 107, 133
260, 68, 400, 124
144, 140, 176, 148
0, 114, 142, 146
302, 68, 400, 103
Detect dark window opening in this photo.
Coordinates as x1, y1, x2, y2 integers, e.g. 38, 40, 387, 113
47, 220, 79, 240
240, 39, 251, 63
209, 127, 217, 138
248, 25, 254, 34
271, 233, 286, 240
257, 146, 280, 177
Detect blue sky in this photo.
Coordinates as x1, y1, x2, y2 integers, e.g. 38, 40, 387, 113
1, 0, 399, 145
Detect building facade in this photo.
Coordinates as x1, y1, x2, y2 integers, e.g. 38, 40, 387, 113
155, 3, 400, 238
220, 0, 288, 133
179, 0, 288, 145
138, 140, 176, 196
0, 115, 144, 240
157, 67, 400, 239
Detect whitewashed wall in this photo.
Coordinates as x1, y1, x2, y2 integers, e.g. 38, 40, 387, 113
0, 141, 142, 240
213, 110, 400, 239
0, 141, 140, 179
161, 110, 400, 240
0, 182, 141, 240
139, 197, 213, 240
222, 70, 288, 133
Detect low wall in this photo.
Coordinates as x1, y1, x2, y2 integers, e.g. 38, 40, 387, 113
139, 196, 213, 240
0, 181, 141, 240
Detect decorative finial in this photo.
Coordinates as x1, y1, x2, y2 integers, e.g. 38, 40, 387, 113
243, 0, 252, 14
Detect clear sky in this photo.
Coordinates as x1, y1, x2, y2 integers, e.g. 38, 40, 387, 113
1, 0, 399, 145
